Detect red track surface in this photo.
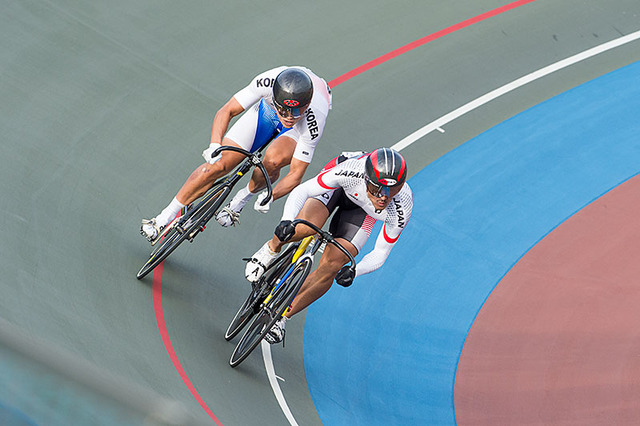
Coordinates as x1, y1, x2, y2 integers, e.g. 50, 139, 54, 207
455, 174, 640, 425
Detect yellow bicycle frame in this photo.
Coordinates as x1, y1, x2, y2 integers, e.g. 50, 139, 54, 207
262, 235, 316, 311
291, 235, 314, 263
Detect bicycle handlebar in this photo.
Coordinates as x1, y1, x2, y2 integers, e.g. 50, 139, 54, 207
212, 145, 273, 206
290, 219, 357, 271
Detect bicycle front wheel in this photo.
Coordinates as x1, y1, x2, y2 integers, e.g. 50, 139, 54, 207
229, 257, 312, 368
136, 184, 228, 280
224, 244, 299, 341
136, 224, 190, 279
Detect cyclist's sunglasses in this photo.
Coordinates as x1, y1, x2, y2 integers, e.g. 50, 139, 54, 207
366, 180, 393, 198
274, 101, 305, 119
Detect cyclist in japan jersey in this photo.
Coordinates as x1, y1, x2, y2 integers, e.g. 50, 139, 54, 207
245, 148, 413, 344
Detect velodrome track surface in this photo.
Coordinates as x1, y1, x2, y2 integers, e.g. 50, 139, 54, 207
2, 1, 640, 425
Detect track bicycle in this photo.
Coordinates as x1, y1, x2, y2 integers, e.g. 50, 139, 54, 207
136, 145, 273, 280
227, 219, 356, 368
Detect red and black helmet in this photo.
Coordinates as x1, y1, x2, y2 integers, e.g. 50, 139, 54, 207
365, 148, 407, 190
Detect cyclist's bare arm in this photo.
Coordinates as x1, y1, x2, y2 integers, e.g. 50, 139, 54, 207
210, 97, 245, 145
271, 157, 310, 201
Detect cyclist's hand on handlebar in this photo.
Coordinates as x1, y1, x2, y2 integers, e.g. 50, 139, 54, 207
335, 265, 355, 287
275, 220, 295, 242
202, 142, 222, 165
254, 191, 272, 214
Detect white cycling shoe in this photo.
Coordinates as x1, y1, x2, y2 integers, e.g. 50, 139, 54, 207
141, 216, 179, 245
245, 241, 278, 283
216, 204, 242, 227
140, 218, 164, 244
265, 319, 286, 345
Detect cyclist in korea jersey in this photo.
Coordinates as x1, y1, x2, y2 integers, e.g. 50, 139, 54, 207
141, 66, 332, 243
245, 148, 413, 344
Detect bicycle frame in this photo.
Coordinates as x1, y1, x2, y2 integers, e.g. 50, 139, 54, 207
136, 144, 273, 280
261, 234, 315, 308
175, 145, 273, 235
228, 219, 357, 367
260, 219, 357, 317
290, 218, 357, 268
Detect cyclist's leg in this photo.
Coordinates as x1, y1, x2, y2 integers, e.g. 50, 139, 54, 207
246, 133, 296, 194
285, 237, 358, 318
263, 195, 349, 343
245, 197, 331, 282
265, 230, 358, 344
140, 139, 244, 240
175, 138, 245, 206
286, 204, 370, 318
154, 101, 269, 226
219, 100, 286, 218
268, 197, 332, 253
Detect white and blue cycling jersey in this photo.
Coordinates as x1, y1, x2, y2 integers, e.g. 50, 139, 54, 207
225, 66, 332, 163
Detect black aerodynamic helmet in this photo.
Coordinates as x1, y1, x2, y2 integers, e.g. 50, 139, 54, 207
365, 148, 408, 195
272, 68, 313, 118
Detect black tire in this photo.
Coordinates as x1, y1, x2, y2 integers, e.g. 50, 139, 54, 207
136, 184, 228, 280
229, 257, 312, 368
136, 224, 190, 279
224, 244, 299, 341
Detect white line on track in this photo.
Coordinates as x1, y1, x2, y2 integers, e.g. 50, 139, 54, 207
262, 29, 640, 426
392, 30, 640, 152
262, 341, 299, 426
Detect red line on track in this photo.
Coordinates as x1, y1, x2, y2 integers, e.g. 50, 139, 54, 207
152, 262, 224, 426
328, 0, 538, 88
152, 1, 538, 423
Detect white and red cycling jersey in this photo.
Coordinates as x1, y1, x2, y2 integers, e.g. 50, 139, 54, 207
281, 153, 413, 277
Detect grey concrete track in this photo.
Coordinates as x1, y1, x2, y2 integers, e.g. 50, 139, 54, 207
1, 0, 639, 425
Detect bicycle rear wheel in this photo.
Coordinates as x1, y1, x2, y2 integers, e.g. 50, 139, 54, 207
229, 257, 312, 368
224, 243, 299, 341
136, 184, 228, 280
